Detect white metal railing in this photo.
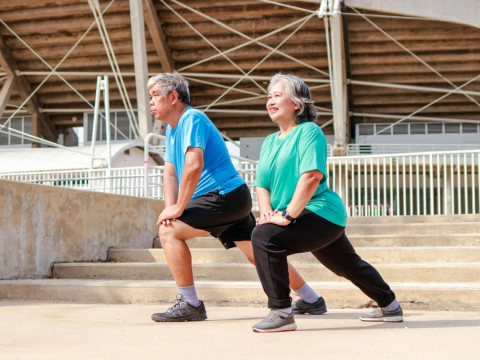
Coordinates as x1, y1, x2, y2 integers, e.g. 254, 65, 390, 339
230, 154, 258, 207
3, 148, 479, 217
328, 149, 480, 216
327, 144, 333, 157
347, 143, 480, 156
0, 166, 163, 198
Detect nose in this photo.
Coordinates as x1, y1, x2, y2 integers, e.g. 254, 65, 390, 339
149, 97, 154, 106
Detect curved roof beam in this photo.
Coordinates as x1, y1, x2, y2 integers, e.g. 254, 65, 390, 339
345, 0, 480, 28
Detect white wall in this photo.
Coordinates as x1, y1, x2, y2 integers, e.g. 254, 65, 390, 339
112, 147, 158, 168
356, 133, 480, 145
240, 133, 335, 160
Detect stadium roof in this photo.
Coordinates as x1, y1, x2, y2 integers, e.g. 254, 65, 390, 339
1, 0, 480, 144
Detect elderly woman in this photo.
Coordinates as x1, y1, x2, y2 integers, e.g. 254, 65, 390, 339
251, 74, 402, 333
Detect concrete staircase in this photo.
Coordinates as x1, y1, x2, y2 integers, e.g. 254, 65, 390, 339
2, 215, 480, 310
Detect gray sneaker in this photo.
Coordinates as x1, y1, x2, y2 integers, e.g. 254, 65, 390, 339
359, 306, 403, 322
252, 310, 297, 333
292, 297, 327, 315
151, 295, 207, 322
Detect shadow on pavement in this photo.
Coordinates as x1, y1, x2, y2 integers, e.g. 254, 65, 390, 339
296, 319, 480, 332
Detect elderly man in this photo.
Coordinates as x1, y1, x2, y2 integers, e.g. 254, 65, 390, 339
148, 73, 325, 322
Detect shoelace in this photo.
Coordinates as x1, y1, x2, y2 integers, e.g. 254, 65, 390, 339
166, 295, 184, 313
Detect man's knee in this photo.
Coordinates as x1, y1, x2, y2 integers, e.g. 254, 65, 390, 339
159, 224, 177, 246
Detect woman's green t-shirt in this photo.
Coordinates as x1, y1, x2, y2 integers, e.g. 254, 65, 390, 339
254, 122, 347, 227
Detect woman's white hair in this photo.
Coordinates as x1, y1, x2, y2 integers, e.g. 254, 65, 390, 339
268, 73, 317, 123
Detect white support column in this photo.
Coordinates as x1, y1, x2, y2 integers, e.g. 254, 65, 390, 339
0, 76, 14, 118
129, 0, 152, 140
329, 0, 350, 156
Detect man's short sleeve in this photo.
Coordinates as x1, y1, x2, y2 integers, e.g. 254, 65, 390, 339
182, 113, 210, 154
298, 126, 328, 182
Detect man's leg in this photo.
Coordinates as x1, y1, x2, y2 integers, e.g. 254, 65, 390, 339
159, 220, 208, 287
151, 221, 209, 323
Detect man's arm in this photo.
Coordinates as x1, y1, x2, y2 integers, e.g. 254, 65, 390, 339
163, 162, 179, 207
176, 147, 204, 210
157, 147, 204, 224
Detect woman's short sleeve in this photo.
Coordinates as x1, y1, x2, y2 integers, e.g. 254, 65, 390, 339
298, 126, 328, 182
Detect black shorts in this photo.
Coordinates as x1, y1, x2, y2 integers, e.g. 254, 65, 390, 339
178, 184, 256, 249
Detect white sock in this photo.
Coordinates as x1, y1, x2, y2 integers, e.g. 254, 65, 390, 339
294, 283, 319, 304
178, 285, 200, 307
277, 307, 293, 315
382, 299, 400, 312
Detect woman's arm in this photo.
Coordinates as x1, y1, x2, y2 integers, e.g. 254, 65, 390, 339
256, 186, 273, 214
285, 170, 323, 219
255, 186, 275, 224
257, 170, 323, 226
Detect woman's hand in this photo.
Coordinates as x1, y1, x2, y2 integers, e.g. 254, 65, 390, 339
257, 211, 291, 227
256, 210, 277, 225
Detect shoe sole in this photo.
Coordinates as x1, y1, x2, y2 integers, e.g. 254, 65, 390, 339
359, 316, 403, 322
252, 323, 297, 333
151, 314, 208, 322
293, 305, 327, 315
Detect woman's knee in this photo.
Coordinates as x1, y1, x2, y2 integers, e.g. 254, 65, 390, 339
251, 225, 272, 250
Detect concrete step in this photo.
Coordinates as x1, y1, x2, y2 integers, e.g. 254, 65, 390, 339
185, 235, 480, 248
52, 262, 480, 283
345, 223, 480, 236
108, 247, 480, 265
1, 279, 479, 311
348, 234, 480, 247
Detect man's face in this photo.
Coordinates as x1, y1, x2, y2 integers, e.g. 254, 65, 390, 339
149, 85, 171, 121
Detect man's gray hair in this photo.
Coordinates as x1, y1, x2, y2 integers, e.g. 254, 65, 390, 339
147, 72, 190, 105
268, 73, 317, 123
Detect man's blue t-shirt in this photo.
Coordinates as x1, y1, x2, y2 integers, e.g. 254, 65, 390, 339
164, 107, 245, 201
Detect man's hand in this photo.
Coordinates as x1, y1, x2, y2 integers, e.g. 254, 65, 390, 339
257, 211, 291, 227
157, 204, 184, 226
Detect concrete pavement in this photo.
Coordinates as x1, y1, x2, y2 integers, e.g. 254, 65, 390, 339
0, 300, 479, 360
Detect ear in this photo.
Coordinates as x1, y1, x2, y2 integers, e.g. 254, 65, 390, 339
170, 91, 180, 105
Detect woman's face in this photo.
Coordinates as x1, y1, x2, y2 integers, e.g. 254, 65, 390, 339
266, 80, 299, 123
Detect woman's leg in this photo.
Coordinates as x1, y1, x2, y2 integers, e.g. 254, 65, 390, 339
251, 224, 292, 309
251, 210, 345, 309
234, 240, 306, 291
311, 232, 396, 308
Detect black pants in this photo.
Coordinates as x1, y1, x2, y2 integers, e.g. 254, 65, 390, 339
251, 209, 396, 309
